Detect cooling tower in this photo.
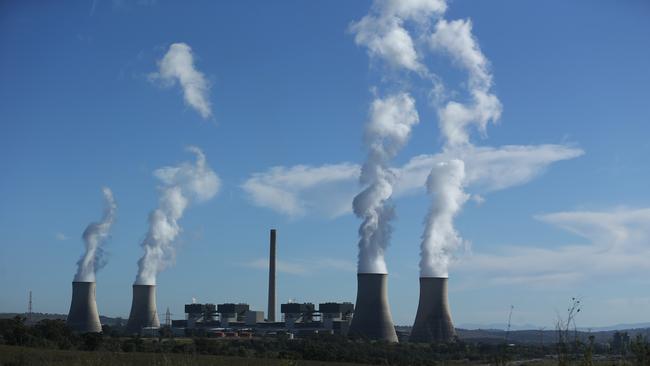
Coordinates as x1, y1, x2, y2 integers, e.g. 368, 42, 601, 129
348, 273, 398, 342
66, 281, 102, 333
126, 284, 160, 334
410, 277, 456, 343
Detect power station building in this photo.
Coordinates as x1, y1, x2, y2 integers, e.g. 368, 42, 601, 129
169, 301, 354, 337
124, 229, 357, 338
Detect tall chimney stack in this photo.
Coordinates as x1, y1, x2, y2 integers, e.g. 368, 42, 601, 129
66, 281, 102, 333
348, 273, 398, 342
126, 284, 160, 334
267, 229, 276, 322
410, 277, 455, 343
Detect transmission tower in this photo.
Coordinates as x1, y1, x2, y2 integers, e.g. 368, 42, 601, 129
505, 305, 514, 344
28, 291, 33, 322
165, 307, 172, 327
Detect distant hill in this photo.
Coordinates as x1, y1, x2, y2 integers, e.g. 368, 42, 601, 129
458, 322, 650, 332
578, 323, 650, 332
397, 324, 650, 345
456, 327, 650, 345
458, 323, 541, 331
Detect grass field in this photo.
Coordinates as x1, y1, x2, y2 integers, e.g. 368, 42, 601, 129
0, 345, 369, 366
0, 344, 635, 366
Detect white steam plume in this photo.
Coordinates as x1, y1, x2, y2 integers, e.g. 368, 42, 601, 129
431, 18, 502, 147
354, 93, 419, 274
420, 160, 468, 277
150, 43, 212, 119
350, 0, 440, 274
350, 0, 447, 73
420, 9, 502, 277
74, 187, 117, 282
135, 146, 220, 285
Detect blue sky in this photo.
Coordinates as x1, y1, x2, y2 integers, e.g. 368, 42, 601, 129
1, 0, 649, 328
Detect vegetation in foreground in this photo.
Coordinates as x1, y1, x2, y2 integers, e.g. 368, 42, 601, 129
2, 316, 650, 366
0, 344, 370, 366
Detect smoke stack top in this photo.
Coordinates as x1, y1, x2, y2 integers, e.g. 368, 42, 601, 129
135, 146, 220, 285
74, 187, 116, 282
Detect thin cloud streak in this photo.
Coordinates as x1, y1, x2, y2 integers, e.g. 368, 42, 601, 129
456, 208, 650, 288
242, 144, 583, 218
242, 163, 359, 218
242, 257, 356, 276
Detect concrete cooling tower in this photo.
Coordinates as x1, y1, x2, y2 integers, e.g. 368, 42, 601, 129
410, 277, 456, 343
126, 284, 160, 334
348, 273, 398, 342
66, 281, 102, 333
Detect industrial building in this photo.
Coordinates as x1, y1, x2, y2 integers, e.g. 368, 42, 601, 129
119, 229, 356, 338
168, 301, 354, 337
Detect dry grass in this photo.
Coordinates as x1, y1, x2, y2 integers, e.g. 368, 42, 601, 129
0, 345, 633, 366
0, 345, 368, 366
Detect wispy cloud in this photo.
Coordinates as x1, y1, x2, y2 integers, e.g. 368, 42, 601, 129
244, 258, 309, 275
241, 163, 359, 218
89, 0, 98, 16
457, 208, 650, 287
242, 257, 356, 276
112, 0, 157, 9
606, 296, 650, 311
55, 232, 68, 241
149, 43, 212, 119
241, 144, 583, 218
395, 144, 584, 196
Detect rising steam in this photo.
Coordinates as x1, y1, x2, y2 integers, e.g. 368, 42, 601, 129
431, 18, 502, 148
354, 0, 502, 277
150, 43, 212, 119
419, 160, 468, 277
350, 0, 444, 274
420, 9, 502, 278
74, 187, 117, 282
353, 93, 419, 274
135, 146, 220, 285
